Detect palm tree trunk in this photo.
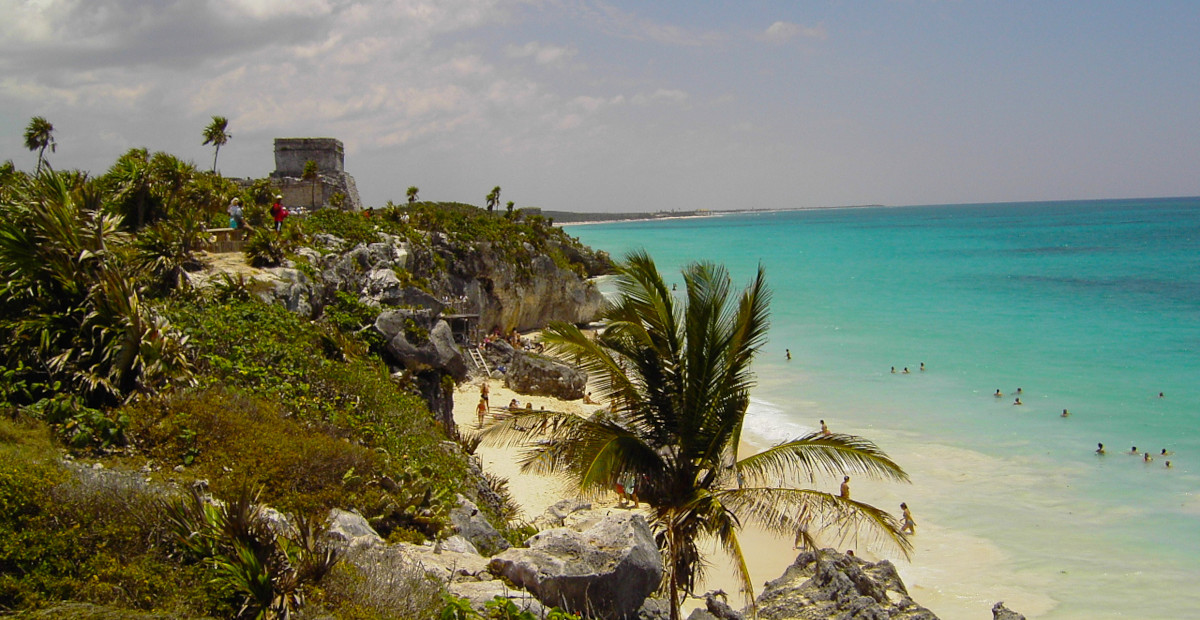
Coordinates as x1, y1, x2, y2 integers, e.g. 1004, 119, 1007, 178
212, 146, 220, 173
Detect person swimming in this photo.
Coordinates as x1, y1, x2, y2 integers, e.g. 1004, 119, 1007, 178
1143, 452, 1153, 463
1128, 446, 1138, 455
994, 389, 1003, 398
1016, 387, 1023, 395
1013, 397, 1023, 405
1062, 408, 1070, 417
1165, 460, 1172, 468
919, 362, 925, 371
1161, 448, 1172, 456
1096, 442, 1105, 455
786, 349, 791, 360
902, 367, 910, 374
891, 366, 896, 373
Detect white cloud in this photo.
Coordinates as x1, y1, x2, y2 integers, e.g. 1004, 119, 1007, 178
760, 21, 826, 44
505, 41, 577, 66
631, 88, 688, 106
579, 1, 724, 47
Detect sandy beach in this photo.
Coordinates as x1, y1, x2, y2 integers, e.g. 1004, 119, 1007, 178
454, 373, 1057, 618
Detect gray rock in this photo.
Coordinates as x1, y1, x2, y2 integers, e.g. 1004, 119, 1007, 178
532, 498, 593, 530
376, 313, 468, 380
991, 602, 1025, 620
266, 267, 316, 318
440, 534, 480, 556
448, 580, 548, 617
755, 549, 938, 620
488, 510, 663, 620
450, 495, 510, 557
323, 508, 383, 551
504, 351, 587, 399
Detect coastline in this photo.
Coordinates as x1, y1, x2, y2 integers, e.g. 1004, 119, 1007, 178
453, 375, 1053, 618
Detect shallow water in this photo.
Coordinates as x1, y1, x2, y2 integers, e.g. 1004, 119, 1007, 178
568, 199, 1200, 619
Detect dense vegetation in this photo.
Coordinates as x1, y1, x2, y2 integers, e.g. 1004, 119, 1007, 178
0, 144, 602, 617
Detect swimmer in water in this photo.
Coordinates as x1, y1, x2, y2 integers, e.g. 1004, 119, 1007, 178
1144, 452, 1153, 463
994, 389, 1003, 398
902, 367, 910, 374
1096, 443, 1105, 455
786, 349, 791, 360
920, 362, 925, 371
1062, 408, 1070, 417
1016, 387, 1023, 395
1128, 446, 1138, 455
891, 366, 896, 374
1161, 448, 1172, 456
1165, 461, 1172, 468
1013, 397, 1023, 406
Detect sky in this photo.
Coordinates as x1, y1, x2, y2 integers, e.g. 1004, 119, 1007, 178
1, 0, 1198, 213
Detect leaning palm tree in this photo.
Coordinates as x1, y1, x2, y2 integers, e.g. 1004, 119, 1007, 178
406, 186, 419, 205
485, 186, 500, 212
484, 251, 910, 620
202, 115, 231, 173
23, 116, 56, 173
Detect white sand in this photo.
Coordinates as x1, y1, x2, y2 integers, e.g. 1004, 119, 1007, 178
452, 376, 1052, 618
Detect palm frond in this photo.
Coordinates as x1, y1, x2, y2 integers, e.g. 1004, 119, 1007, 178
737, 432, 910, 486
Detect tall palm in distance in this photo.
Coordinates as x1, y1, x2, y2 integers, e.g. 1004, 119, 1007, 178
302, 159, 319, 210
407, 186, 419, 205
201, 116, 231, 173
485, 251, 910, 620
486, 186, 500, 212
24, 116, 56, 173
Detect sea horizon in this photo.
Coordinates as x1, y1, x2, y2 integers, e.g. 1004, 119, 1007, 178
570, 197, 1200, 619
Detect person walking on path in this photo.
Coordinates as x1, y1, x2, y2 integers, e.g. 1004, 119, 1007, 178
476, 397, 488, 428
900, 502, 916, 534
270, 194, 288, 232
227, 197, 244, 229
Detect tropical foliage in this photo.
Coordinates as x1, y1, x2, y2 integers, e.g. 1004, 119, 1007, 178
485, 251, 910, 619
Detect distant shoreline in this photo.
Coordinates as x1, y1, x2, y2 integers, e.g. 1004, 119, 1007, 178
554, 204, 887, 226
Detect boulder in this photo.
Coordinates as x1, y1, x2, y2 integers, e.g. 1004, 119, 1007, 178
450, 495, 511, 557
448, 580, 548, 617
322, 508, 383, 551
504, 351, 587, 399
992, 602, 1025, 620
376, 312, 468, 380
488, 510, 663, 620
755, 549, 939, 620
532, 498, 593, 530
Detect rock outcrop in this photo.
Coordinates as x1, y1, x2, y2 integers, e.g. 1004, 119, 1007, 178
755, 549, 938, 620
991, 602, 1025, 620
450, 495, 511, 557
504, 351, 587, 399
488, 510, 663, 620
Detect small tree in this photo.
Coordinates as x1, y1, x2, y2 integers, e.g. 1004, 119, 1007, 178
407, 186, 419, 205
23, 116, 56, 173
201, 115, 231, 173
302, 160, 319, 210
505, 200, 515, 219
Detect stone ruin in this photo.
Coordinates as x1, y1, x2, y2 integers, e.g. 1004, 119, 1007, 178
269, 138, 363, 212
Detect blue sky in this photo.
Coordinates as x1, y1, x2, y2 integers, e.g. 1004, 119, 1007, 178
1, 1, 1197, 212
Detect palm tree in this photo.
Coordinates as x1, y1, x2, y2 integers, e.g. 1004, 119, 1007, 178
486, 186, 500, 212
302, 159, 319, 211
202, 115, 231, 173
485, 251, 910, 620
505, 200, 515, 219
23, 116, 56, 173
407, 186, 419, 205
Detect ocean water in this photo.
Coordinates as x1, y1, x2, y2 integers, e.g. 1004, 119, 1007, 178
566, 198, 1200, 619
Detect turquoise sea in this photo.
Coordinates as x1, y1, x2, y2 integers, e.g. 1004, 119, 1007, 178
567, 198, 1200, 619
